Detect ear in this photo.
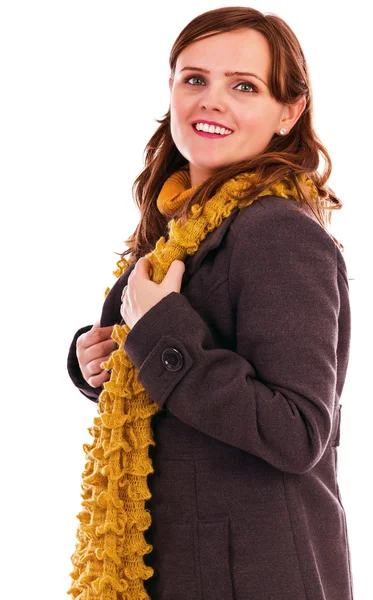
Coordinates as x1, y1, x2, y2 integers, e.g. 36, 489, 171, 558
278, 95, 306, 135
169, 77, 173, 92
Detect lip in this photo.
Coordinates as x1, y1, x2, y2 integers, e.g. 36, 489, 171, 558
191, 119, 233, 131
192, 126, 232, 139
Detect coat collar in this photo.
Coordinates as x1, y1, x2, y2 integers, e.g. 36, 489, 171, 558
124, 205, 240, 289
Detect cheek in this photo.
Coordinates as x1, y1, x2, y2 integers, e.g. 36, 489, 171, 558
171, 96, 193, 141
171, 90, 188, 116
241, 105, 280, 134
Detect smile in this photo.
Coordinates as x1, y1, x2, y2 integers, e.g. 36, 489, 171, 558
192, 124, 232, 139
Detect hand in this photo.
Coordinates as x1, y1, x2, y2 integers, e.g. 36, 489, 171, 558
120, 257, 185, 329
76, 321, 118, 388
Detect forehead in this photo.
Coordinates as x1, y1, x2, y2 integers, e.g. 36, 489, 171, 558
176, 29, 271, 77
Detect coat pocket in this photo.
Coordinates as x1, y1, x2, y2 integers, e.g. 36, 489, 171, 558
198, 517, 234, 600
150, 519, 201, 600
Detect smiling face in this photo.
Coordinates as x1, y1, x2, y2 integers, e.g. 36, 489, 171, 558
169, 28, 300, 187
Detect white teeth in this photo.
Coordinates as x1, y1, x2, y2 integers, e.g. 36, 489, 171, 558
194, 122, 232, 135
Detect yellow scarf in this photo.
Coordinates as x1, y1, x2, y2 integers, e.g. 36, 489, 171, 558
68, 168, 318, 600
156, 166, 201, 216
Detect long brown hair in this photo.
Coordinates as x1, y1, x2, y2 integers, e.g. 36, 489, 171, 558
119, 6, 343, 265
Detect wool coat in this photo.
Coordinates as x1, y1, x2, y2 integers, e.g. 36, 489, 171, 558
67, 195, 354, 600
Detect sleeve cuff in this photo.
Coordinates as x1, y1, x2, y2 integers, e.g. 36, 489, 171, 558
124, 292, 196, 409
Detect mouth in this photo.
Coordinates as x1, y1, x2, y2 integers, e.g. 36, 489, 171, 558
191, 123, 233, 139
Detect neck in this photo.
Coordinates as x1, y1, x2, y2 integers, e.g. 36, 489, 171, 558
188, 163, 220, 187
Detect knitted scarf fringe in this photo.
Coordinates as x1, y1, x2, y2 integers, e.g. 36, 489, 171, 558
67, 173, 316, 600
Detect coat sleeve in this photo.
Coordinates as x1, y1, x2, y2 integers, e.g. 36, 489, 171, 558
123, 210, 341, 474
67, 325, 103, 402
67, 263, 136, 402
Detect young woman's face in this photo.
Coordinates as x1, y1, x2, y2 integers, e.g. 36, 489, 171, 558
169, 28, 286, 187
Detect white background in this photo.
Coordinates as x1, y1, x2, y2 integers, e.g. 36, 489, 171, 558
1, 1, 371, 598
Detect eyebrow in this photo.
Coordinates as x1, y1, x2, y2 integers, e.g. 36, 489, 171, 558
179, 66, 268, 87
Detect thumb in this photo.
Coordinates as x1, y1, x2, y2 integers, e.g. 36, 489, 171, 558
164, 260, 185, 292
92, 320, 101, 329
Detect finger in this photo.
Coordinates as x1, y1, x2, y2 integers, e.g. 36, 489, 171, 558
78, 321, 101, 349
163, 259, 185, 290
94, 324, 115, 336
174, 259, 185, 271
134, 257, 151, 279
86, 356, 110, 377
168, 259, 185, 275
87, 369, 110, 388
102, 339, 118, 354
81, 324, 115, 348
85, 339, 117, 363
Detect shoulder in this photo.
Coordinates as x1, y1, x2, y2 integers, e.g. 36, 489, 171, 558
228, 194, 350, 291
231, 195, 329, 237
227, 195, 352, 294
227, 196, 347, 314
233, 194, 349, 283
230, 194, 341, 261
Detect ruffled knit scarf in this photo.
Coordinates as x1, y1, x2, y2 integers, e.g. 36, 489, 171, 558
68, 167, 318, 600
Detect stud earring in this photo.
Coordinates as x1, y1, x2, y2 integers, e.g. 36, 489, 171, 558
279, 128, 286, 135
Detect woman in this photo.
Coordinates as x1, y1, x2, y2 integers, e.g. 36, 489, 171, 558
67, 7, 354, 600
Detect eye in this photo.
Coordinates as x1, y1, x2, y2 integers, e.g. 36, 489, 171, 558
235, 81, 258, 93
185, 75, 205, 86
184, 75, 258, 93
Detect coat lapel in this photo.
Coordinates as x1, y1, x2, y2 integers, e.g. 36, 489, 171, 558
182, 206, 240, 287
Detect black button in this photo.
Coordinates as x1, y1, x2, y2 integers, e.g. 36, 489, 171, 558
161, 348, 184, 371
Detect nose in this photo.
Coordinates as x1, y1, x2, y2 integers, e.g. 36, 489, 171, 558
198, 82, 227, 112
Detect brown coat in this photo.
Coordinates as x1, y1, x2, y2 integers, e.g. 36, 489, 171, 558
67, 195, 354, 599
